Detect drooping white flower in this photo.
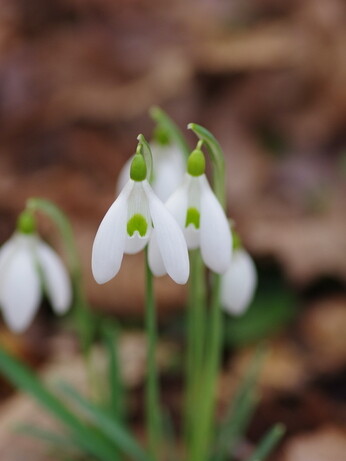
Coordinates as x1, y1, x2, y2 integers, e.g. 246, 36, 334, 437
0, 230, 72, 333
92, 154, 189, 285
117, 142, 186, 202
221, 249, 257, 316
149, 149, 232, 275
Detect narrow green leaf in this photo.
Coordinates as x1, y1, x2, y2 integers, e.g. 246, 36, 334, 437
101, 321, 126, 422
59, 383, 153, 461
18, 424, 77, 450
213, 346, 266, 461
246, 424, 285, 461
150, 106, 190, 158
0, 348, 117, 461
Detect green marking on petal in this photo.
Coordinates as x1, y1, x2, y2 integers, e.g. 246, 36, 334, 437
185, 207, 200, 229
127, 214, 148, 237
130, 154, 147, 181
187, 149, 205, 176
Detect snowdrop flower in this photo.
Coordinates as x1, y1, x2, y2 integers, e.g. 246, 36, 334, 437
221, 248, 257, 316
0, 212, 72, 333
92, 153, 189, 285
117, 142, 185, 202
149, 149, 232, 275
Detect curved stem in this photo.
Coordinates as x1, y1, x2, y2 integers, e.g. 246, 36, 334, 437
26, 198, 94, 355
150, 107, 190, 159
137, 134, 154, 183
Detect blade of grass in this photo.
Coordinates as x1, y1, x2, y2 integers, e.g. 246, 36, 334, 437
0, 348, 117, 461
58, 382, 153, 461
246, 424, 285, 461
213, 345, 266, 461
102, 321, 126, 423
17, 425, 77, 451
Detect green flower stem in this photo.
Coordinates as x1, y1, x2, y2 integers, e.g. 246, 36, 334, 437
149, 107, 190, 159
145, 247, 161, 459
27, 198, 95, 355
184, 249, 206, 450
187, 124, 227, 461
137, 134, 154, 183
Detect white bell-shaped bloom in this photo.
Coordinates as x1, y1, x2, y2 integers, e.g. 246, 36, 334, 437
0, 233, 72, 333
221, 249, 257, 316
92, 154, 189, 285
117, 142, 186, 202
149, 150, 232, 275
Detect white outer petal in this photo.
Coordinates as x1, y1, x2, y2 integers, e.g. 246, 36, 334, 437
0, 235, 41, 333
92, 180, 133, 284
116, 156, 133, 195
165, 174, 190, 228
144, 181, 189, 284
221, 249, 257, 315
36, 240, 72, 314
152, 144, 185, 202
125, 234, 149, 254
148, 230, 166, 277
0, 236, 18, 272
199, 175, 232, 273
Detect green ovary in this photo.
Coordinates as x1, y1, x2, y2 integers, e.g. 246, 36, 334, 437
185, 207, 200, 229
127, 214, 148, 237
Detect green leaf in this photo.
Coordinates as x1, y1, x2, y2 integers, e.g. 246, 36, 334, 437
58, 383, 153, 461
150, 106, 190, 158
17, 425, 78, 454
213, 346, 266, 461
246, 424, 285, 461
0, 348, 117, 461
101, 321, 126, 423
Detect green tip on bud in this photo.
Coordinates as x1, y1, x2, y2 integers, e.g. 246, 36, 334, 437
17, 210, 36, 234
130, 154, 147, 181
153, 125, 170, 146
187, 149, 205, 177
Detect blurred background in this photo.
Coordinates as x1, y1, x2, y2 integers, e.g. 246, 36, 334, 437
0, 0, 345, 459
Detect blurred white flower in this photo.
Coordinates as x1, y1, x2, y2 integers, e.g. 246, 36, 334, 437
117, 142, 186, 202
0, 233, 72, 333
149, 150, 232, 275
221, 249, 257, 316
92, 154, 189, 285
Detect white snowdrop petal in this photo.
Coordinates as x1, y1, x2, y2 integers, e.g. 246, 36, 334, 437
144, 181, 189, 284
148, 230, 167, 277
152, 144, 185, 202
165, 175, 190, 228
221, 250, 257, 315
0, 237, 41, 333
92, 180, 133, 284
116, 156, 133, 195
0, 236, 17, 271
125, 234, 149, 254
36, 240, 72, 314
199, 175, 232, 274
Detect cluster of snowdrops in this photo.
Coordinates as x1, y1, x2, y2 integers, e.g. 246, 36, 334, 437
0, 111, 280, 461
0, 126, 256, 334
